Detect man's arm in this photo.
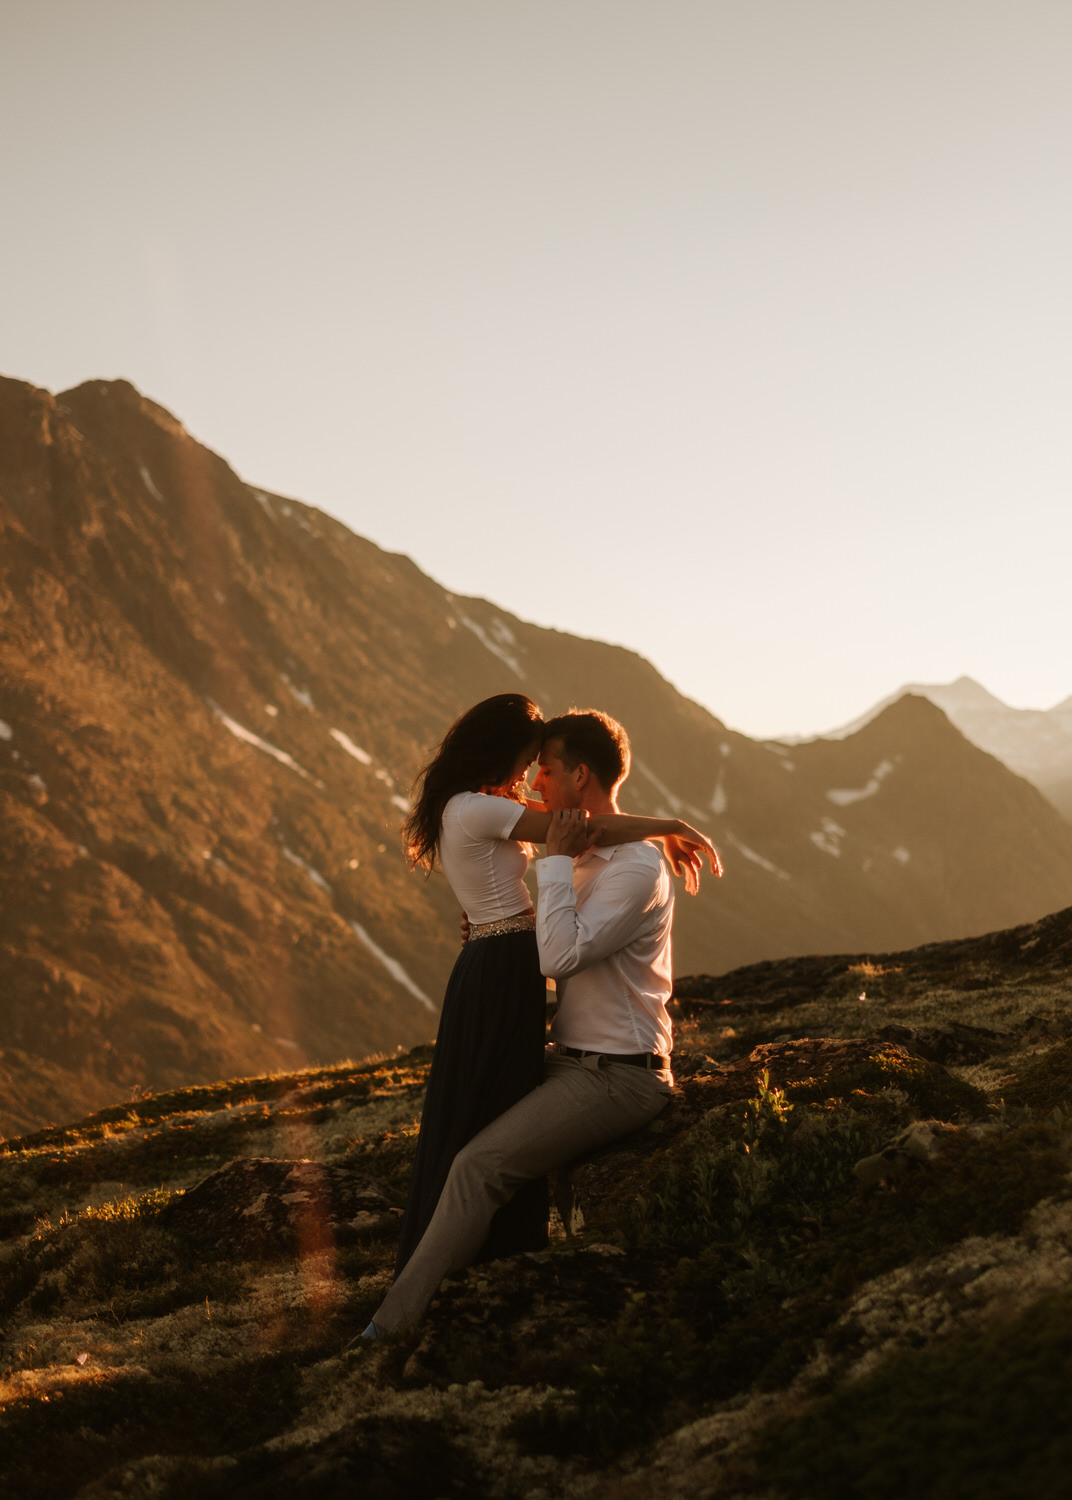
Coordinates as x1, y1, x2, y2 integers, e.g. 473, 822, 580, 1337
536, 845, 665, 979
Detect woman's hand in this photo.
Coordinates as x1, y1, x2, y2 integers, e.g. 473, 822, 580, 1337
546, 807, 600, 859
662, 824, 723, 894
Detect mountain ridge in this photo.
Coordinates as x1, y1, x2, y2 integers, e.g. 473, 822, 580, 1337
812, 674, 1072, 819
4, 373, 1072, 1135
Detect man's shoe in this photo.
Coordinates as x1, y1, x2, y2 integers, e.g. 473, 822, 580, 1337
344, 1320, 386, 1353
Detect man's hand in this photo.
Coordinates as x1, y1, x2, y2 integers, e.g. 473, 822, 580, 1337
460, 910, 471, 946
546, 807, 599, 859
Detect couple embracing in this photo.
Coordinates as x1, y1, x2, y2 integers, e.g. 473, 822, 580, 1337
361, 693, 721, 1339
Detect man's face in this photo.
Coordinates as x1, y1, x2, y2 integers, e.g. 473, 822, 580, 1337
531, 738, 584, 810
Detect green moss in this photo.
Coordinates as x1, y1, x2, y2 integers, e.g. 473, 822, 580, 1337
159, 1413, 482, 1500
789, 1050, 987, 1120
1007, 1036, 1072, 1114
4, 1021, 1070, 1494
612, 1089, 898, 1260
77, 1186, 176, 1221
0, 1167, 42, 1238
0, 1355, 308, 1500
752, 1288, 1072, 1500
511, 1297, 701, 1459
805, 1122, 1071, 1289
2, 1212, 249, 1325
664, 1114, 1072, 1415
517, 1112, 1071, 1462
345, 1124, 420, 1205
0, 1058, 389, 1158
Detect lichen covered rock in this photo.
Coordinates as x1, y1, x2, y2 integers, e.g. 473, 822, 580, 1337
160, 1156, 400, 1258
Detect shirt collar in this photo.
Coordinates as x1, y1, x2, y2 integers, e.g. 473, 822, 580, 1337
578, 844, 617, 864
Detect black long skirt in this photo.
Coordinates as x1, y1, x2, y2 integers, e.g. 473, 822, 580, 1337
394, 927, 549, 1274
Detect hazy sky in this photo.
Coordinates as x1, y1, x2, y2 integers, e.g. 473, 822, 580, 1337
4, 1, 1071, 738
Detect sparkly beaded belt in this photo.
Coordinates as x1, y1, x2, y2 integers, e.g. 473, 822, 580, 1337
468, 912, 537, 940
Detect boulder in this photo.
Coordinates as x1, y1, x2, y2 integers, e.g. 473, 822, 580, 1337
873, 1021, 1012, 1066
159, 1156, 400, 1258
854, 1120, 963, 1185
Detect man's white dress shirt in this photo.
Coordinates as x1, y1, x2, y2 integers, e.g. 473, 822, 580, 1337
536, 841, 673, 1062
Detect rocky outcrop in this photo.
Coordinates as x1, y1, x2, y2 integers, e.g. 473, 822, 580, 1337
159, 1157, 402, 1258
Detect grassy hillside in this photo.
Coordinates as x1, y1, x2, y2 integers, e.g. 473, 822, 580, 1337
2, 907, 1071, 1498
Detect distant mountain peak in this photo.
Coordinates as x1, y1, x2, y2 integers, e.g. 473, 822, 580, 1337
820, 678, 1072, 820
913, 677, 1009, 715
58, 377, 188, 438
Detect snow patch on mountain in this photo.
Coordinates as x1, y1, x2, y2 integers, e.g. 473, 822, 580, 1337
330, 729, 373, 765
328, 730, 407, 808
811, 818, 847, 857
632, 759, 709, 824
139, 465, 165, 504
280, 844, 333, 898
208, 701, 323, 786
280, 675, 315, 711
634, 758, 684, 814
826, 759, 897, 807
725, 832, 791, 881
350, 922, 434, 1012
458, 614, 525, 678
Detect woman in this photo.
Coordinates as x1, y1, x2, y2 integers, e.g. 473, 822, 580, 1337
394, 692, 714, 1272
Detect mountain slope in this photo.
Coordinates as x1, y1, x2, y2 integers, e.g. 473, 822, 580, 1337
822, 675, 1072, 819
708, 691, 1072, 957
4, 374, 1072, 1135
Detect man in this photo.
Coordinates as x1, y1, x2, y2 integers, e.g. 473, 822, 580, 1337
363, 709, 720, 1336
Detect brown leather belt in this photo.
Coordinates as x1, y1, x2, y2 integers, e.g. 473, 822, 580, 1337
557, 1045, 670, 1071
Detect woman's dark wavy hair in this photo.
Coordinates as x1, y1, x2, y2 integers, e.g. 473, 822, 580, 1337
403, 693, 544, 870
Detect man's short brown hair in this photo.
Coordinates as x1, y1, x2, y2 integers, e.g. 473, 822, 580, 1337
541, 709, 631, 794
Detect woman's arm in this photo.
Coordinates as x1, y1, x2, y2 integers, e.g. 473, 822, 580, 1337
660, 833, 722, 893
508, 806, 721, 885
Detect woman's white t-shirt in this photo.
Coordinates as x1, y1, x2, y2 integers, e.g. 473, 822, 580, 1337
438, 791, 532, 924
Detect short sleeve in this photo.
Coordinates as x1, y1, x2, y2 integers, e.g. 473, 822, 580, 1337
448, 791, 526, 841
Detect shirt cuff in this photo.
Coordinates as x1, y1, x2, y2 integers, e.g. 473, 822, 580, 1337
536, 855, 575, 885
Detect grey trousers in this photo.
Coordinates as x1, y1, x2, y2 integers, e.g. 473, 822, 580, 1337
372, 1051, 672, 1331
